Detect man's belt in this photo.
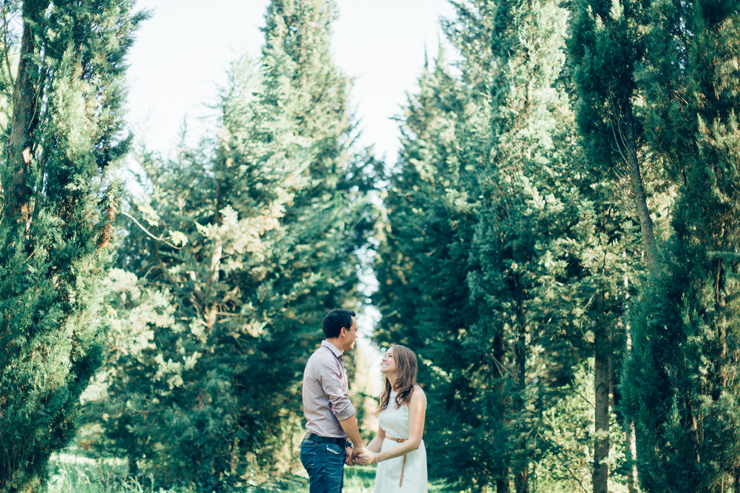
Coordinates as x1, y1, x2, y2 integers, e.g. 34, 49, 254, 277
302, 432, 348, 447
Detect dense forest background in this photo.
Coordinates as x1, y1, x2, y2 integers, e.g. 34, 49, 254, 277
0, 0, 739, 492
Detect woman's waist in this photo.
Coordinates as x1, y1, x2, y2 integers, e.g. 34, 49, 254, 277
382, 436, 425, 446
380, 438, 426, 455
383, 435, 409, 442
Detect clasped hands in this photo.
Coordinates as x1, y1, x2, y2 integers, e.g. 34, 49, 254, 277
345, 446, 378, 466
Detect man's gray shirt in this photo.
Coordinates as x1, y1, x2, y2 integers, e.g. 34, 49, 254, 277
302, 340, 356, 438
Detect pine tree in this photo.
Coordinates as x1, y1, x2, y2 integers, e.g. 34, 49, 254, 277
376, 1, 589, 489
374, 46, 478, 347
450, 0, 580, 490
99, 0, 374, 487
373, 47, 486, 488
622, 1, 740, 491
568, 0, 660, 275
0, 1, 146, 491
566, 0, 675, 491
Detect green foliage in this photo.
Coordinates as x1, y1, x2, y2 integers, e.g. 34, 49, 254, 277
373, 0, 658, 492
568, 0, 648, 170
47, 454, 445, 493
372, 46, 482, 487
3, 0, 740, 492
372, 0, 610, 490
93, 0, 376, 489
622, 1, 740, 491
0, 1, 146, 491
531, 361, 633, 493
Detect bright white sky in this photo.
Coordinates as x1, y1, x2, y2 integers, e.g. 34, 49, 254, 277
126, 0, 456, 161
124, 1, 456, 364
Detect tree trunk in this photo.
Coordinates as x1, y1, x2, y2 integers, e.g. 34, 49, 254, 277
4, 0, 49, 224
514, 469, 528, 493
626, 423, 637, 493
621, 106, 659, 277
97, 196, 117, 249
497, 478, 511, 493
494, 333, 511, 493
593, 302, 610, 493
514, 324, 528, 493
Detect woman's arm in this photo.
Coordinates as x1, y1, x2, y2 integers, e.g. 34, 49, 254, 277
366, 425, 386, 453
373, 389, 426, 463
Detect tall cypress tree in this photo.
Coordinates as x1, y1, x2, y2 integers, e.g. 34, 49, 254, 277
453, 0, 579, 490
374, 46, 478, 348
376, 2, 591, 491
373, 46, 485, 488
566, 1, 673, 491
0, 1, 146, 491
568, 0, 659, 275
622, 1, 740, 491
100, 0, 374, 487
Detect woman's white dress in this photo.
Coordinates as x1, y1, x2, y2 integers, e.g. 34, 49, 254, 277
374, 389, 427, 492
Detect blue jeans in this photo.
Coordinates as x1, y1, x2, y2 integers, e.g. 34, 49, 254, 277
300, 441, 346, 493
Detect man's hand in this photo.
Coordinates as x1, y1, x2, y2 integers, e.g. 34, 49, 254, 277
358, 450, 377, 465
352, 445, 367, 465
345, 446, 354, 466
352, 453, 367, 466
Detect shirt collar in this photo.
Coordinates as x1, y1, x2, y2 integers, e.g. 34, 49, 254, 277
322, 340, 344, 360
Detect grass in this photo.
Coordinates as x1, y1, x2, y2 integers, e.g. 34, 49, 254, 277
47, 453, 449, 493
48, 454, 163, 493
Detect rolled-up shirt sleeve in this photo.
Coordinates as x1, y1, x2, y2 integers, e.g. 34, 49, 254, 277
317, 358, 356, 421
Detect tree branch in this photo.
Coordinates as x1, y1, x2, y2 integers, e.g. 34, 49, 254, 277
120, 210, 183, 250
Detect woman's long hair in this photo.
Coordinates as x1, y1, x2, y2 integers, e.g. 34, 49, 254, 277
379, 344, 418, 412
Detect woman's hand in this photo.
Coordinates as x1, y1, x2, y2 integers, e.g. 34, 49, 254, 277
358, 451, 378, 465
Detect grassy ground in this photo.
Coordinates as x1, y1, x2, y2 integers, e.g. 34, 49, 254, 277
48, 453, 448, 493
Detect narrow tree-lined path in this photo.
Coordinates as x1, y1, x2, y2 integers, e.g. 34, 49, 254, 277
1, 1, 740, 492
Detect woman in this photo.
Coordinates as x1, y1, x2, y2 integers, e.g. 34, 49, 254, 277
359, 345, 427, 492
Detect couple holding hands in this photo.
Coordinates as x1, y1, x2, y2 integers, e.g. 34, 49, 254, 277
301, 309, 428, 492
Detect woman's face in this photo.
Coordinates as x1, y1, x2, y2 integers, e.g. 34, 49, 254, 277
380, 348, 397, 375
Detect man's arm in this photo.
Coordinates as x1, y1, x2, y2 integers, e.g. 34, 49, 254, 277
341, 416, 365, 466
315, 358, 365, 457
340, 415, 366, 459
365, 424, 386, 453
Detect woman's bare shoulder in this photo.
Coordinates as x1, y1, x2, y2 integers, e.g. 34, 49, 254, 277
411, 385, 427, 403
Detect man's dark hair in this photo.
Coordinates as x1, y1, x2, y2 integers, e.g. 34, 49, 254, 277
323, 309, 356, 339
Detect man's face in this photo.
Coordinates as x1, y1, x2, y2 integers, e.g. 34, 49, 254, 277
341, 316, 359, 351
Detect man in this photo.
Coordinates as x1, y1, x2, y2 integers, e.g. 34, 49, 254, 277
301, 308, 367, 492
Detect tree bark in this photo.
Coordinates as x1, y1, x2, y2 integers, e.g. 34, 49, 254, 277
593, 295, 610, 493
4, 0, 49, 223
514, 324, 528, 493
626, 423, 637, 493
497, 478, 511, 493
494, 333, 511, 493
96, 198, 116, 249
514, 468, 528, 493
620, 106, 659, 277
